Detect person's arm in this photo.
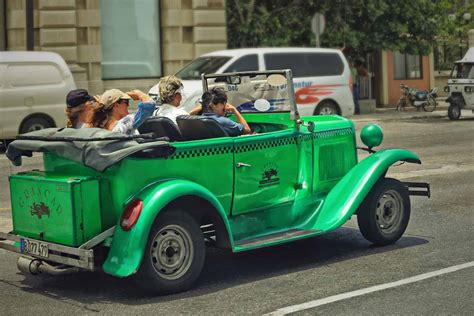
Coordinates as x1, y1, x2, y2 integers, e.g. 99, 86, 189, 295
189, 103, 202, 115
226, 104, 251, 135
127, 90, 155, 128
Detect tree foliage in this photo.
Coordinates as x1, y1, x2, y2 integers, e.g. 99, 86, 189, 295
227, 0, 458, 60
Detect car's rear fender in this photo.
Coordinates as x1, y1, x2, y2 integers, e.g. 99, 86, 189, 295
102, 178, 232, 278
309, 148, 420, 232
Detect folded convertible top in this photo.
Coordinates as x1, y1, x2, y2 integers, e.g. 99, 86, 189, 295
6, 128, 175, 172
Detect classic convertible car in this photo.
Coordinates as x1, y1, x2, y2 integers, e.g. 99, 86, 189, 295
0, 70, 429, 294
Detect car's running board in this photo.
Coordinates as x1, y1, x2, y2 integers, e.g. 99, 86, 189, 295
234, 228, 320, 250
402, 181, 431, 198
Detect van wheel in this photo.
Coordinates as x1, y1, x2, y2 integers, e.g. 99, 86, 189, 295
357, 178, 410, 246
315, 101, 340, 115
20, 116, 53, 134
448, 103, 461, 120
135, 210, 205, 294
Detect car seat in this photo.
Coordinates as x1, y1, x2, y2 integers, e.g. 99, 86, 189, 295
138, 116, 183, 141
176, 115, 229, 140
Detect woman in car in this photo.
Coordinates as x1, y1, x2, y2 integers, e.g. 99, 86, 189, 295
201, 87, 251, 136
89, 89, 155, 135
65, 89, 96, 128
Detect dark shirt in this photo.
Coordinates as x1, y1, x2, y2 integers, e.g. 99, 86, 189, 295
202, 112, 244, 136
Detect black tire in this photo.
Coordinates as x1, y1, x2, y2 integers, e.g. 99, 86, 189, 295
448, 103, 461, 120
315, 101, 340, 115
357, 178, 411, 246
135, 210, 205, 294
422, 95, 437, 112
19, 116, 53, 134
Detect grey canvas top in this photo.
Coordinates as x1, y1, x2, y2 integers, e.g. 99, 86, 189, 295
6, 128, 175, 172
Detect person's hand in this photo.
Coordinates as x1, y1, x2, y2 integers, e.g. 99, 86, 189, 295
225, 103, 237, 113
127, 90, 145, 101
94, 95, 101, 103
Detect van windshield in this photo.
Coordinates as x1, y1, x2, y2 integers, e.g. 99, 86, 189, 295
451, 63, 474, 79
176, 56, 231, 80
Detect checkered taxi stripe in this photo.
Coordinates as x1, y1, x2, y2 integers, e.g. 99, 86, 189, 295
169, 128, 353, 159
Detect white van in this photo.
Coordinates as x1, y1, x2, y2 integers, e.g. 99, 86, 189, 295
0, 51, 76, 139
150, 47, 354, 116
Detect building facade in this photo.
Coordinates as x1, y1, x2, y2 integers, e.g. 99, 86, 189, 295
1, 0, 227, 95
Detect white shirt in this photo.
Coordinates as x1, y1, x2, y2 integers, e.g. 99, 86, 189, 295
153, 104, 188, 124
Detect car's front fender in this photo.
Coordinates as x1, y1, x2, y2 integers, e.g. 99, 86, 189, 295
310, 148, 420, 232
102, 179, 232, 278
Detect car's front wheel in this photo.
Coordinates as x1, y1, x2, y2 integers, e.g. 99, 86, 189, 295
357, 178, 410, 246
135, 210, 205, 294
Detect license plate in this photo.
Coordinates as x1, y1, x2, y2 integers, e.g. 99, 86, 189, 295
20, 238, 49, 258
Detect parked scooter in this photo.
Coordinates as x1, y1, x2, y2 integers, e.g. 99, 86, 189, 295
396, 84, 438, 112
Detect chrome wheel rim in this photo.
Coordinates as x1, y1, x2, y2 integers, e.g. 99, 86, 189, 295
150, 224, 193, 280
28, 124, 45, 132
375, 190, 403, 234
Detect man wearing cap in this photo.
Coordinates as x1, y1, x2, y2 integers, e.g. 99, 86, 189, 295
65, 89, 96, 128
153, 75, 189, 124
90, 88, 155, 135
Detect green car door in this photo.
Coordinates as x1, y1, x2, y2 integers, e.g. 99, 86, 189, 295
232, 129, 299, 215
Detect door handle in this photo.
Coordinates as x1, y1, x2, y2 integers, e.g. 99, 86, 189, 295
236, 162, 251, 168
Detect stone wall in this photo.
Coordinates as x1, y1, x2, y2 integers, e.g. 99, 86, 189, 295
4, 0, 227, 94
161, 0, 227, 75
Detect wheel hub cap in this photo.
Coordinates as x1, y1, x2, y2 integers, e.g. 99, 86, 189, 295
150, 225, 193, 280
375, 190, 403, 234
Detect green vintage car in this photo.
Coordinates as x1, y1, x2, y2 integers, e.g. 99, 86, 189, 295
0, 70, 429, 294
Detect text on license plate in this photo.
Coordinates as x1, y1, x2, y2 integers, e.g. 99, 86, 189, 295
20, 238, 49, 258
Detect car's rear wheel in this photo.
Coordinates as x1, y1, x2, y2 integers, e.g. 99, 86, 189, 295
357, 178, 410, 246
135, 210, 205, 294
448, 103, 461, 120
20, 116, 53, 134
315, 101, 340, 115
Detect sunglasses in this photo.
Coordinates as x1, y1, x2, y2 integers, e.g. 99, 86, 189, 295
118, 99, 130, 106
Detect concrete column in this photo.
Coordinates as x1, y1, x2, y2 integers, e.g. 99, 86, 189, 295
0, 0, 5, 50
429, 51, 435, 89
381, 50, 389, 106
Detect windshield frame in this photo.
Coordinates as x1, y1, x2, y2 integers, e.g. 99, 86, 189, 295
202, 70, 298, 122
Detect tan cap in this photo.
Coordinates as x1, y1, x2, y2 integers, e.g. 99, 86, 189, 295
158, 75, 183, 102
99, 89, 131, 108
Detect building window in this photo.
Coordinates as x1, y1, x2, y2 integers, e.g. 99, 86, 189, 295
100, 0, 162, 79
394, 52, 422, 80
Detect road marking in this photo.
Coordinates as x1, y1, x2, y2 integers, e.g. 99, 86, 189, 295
265, 261, 474, 315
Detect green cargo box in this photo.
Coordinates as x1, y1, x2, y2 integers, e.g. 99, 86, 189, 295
9, 171, 102, 247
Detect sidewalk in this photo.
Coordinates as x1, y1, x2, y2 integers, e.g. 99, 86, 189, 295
354, 101, 449, 122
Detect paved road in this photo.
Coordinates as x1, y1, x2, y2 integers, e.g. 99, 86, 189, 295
0, 110, 473, 315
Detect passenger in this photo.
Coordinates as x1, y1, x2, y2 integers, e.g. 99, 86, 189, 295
65, 89, 96, 128
153, 75, 189, 124
201, 87, 251, 136
90, 89, 155, 135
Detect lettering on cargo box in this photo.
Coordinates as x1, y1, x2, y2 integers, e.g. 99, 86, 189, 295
17, 185, 64, 216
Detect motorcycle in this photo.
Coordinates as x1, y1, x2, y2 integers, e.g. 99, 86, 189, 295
396, 84, 438, 112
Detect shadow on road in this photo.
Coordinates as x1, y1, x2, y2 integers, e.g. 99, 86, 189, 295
16, 227, 428, 306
